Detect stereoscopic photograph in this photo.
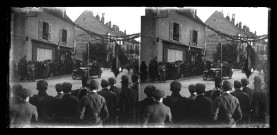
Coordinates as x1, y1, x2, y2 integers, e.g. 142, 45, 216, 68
9, 7, 269, 128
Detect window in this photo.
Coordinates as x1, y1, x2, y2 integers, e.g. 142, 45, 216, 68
59, 29, 67, 45
190, 29, 198, 46
37, 48, 52, 61
38, 20, 51, 40
62, 29, 67, 43
167, 49, 183, 62
169, 21, 181, 42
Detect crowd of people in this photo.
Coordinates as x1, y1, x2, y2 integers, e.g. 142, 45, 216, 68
12, 56, 75, 81
140, 57, 207, 82
9, 74, 140, 127
140, 76, 269, 127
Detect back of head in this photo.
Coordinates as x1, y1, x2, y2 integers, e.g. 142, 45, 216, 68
108, 77, 116, 86
101, 79, 109, 88
132, 74, 139, 83
144, 85, 156, 97
222, 80, 232, 91
62, 82, 72, 93
254, 76, 262, 88
55, 83, 62, 93
153, 89, 165, 100
87, 79, 99, 90
195, 83, 206, 94
37, 80, 48, 91
234, 80, 242, 89
11, 84, 23, 96
241, 78, 249, 87
170, 81, 182, 92
188, 84, 195, 94
121, 75, 129, 86
19, 88, 32, 99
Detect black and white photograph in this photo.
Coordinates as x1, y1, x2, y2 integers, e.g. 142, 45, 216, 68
9, 7, 269, 128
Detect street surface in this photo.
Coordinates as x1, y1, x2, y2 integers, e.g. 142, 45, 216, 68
139, 69, 265, 101
10, 68, 133, 97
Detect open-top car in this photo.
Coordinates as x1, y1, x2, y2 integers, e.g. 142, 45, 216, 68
203, 62, 233, 80
72, 62, 102, 79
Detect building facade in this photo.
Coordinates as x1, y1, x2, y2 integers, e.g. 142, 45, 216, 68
11, 7, 75, 64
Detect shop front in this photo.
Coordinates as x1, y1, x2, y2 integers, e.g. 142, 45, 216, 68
162, 41, 188, 63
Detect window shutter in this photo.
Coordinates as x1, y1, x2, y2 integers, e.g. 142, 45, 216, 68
169, 21, 173, 40
190, 29, 192, 44
38, 20, 43, 39
65, 30, 67, 45
59, 29, 62, 44
196, 31, 198, 46
48, 24, 52, 41
179, 24, 182, 42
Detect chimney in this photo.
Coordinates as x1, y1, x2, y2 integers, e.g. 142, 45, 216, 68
96, 13, 100, 20
124, 30, 126, 34
231, 14, 235, 25
101, 13, 105, 23
236, 23, 238, 28
243, 25, 247, 33
113, 25, 116, 32
239, 22, 242, 29
226, 15, 230, 22
255, 31, 257, 35
109, 21, 112, 28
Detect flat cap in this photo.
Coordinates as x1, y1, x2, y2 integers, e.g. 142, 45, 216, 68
88, 79, 99, 90
11, 84, 23, 96
153, 89, 165, 98
108, 77, 116, 85
234, 80, 242, 89
241, 78, 249, 86
132, 74, 139, 80
37, 80, 48, 91
222, 80, 232, 91
170, 81, 182, 89
195, 83, 206, 94
62, 82, 72, 93
101, 79, 109, 88
144, 85, 156, 95
18, 88, 32, 99
121, 75, 129, 84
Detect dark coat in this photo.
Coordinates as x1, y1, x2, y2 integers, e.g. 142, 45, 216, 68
250, 89, 268, 123
56, 93, 79, 123
118, 87, 139, 125
110, 86, 122, 104
205, 89, 221, 101
188, 94, 197, 101
97, 88, 117, 123
55, 93, 64, 100
231, 89, 250, 116
10, 100, 38, 127
78, 92, 109, 125
139, 97, 156, 123
131, 82, 139, 92
212, 93, 242, 126
163, 93, 192, 124
29, 91, 55, 123
142, 102, 172, 126
192, 95, 213, 125
242, 86, 254, 103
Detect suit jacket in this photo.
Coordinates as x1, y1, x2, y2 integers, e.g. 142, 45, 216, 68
242, 86, 254, 103
78, 92, 109, 125
56, 93, 79, 123
110, 86, 122, 104
97, 88, 117, 116
188, 94, 197, 101
231, 89, 250, 116
205, 89, 221, 101
10, 100, 38, 127
212, 93, 242, 126
139, 97, 156, 122
250, 89, 268, 122
192, 95, 213, 125
29, 91, 55, 123
131, 82, 139, 92
118, 87, 139, 124
55, 93, 64, 100
142, 101, 172, 126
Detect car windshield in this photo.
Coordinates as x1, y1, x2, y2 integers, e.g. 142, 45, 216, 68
212, 63, 221, 68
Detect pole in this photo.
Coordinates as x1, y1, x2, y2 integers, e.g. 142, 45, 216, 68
220, 43, 223, 80
88, 35, 90, 79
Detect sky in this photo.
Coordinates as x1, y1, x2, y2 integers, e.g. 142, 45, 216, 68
64, 7, 269, 37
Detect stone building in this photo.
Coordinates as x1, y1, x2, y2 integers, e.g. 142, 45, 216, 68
11, 7, 76, 63
141, 8, 206, 65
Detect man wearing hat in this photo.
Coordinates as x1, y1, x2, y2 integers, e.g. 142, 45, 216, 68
188, 84, 197, 101
250, 76, 268, 126
78, 79, 109, 125
56, 82, 79, 124
192, 83, 213, 125
131, 74, 139, 92
10, 84, 23, 106
29, 80, 55, 123
163, 81, 191, 124
98, 79, 117, 125
142, 89, 172, 126
231, 80, 250, 127
139, 85, 156, 123
241, 78, 254, 104
118, 75, 139, 125
212, 80, 242, 127
10, 88, 38, 127
108, 77, 122, 103
158, 62, 167, 83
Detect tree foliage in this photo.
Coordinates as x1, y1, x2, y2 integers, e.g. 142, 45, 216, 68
82, 42, 108, 63
213, 43, 238, 65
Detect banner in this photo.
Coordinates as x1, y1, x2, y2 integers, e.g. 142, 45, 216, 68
115, 43, 130, 70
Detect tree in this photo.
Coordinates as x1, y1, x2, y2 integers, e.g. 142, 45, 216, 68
213, 43, 238, 66
82, 42, 108, 63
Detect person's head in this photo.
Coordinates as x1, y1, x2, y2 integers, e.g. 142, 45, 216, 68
101, 79, 109, 88
37, 80, 48, 91
222, 80, 232, 91
234, 80, 242, 90
195, 83, 206, 95
11, 84, 23, 97
241, 78, 249, 87
254, 76, 262, 89
188, 84, 195, 94
144, 85, 156, 97
55, 83, 62, 93
62, 82, 72, 94
170, 81, 182, 93
87, 79, 99, 90
153, 89, 165, 101
18, 88, 32, 100
108, 77, 116, 86
131, 74, 139, 83
121, 75, 129, 87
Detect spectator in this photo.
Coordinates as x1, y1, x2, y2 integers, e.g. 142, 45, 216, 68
158, 62, 166, 83
139, 85, 156, 123
78, 79, 109, 125
241, 78, 254, 103
188, 84, 197, 101
108, 77, 122, 104
140, 61, 147, 82
54, 83, 63, 100
212, 81, 242, 127
27, 61, 35, 82
131, 74, 139, 92
142, 89, 172, 127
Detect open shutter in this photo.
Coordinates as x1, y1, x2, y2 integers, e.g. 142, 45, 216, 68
65, 30, 68, 45
169, 21, 173, 40
196, 31, 198, 46
59, 29, 62, 44
179, 24, 182, 42
48, 24, 52, 41
38, 20, 43, 39
190, 29, 192, 45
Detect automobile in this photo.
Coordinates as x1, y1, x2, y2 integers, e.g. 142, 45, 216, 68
72, 62, 102, 79
202, 62, 233, 80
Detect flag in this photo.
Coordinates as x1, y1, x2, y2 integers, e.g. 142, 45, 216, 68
243, 44, 261, 78
115, 43, 130, 70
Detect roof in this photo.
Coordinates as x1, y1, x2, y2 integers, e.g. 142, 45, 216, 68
175, 9, 206, 26
42, 7, 76, 26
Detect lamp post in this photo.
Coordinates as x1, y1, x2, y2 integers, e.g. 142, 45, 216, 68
220, 43, 223, 80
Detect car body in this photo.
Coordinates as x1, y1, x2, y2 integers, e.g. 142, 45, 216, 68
203, 63, 233, 80
72, 62, 102, 79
